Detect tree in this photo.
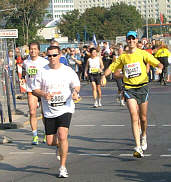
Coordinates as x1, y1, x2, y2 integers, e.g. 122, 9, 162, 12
59, 10, 80, 41
58, 3, 144, 41
2, 0, 49, 46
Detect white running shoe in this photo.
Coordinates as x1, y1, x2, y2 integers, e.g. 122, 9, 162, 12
133, 146, 144, 158
120, 99, 125, 106
141, 136, 147, 151
58, 166, 69, 178
93, 100, 98, 108
98, 99, 102, 107
56, 146, 60, 161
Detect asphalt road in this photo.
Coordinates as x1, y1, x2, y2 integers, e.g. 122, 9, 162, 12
0, 81, 171, 182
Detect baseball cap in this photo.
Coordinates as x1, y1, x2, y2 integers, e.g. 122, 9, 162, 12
126, 31, 137, 38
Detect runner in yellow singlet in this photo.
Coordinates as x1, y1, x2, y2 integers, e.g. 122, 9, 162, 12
101, 31, 163, 158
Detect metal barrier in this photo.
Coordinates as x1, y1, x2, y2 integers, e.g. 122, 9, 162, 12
0, 39, 16, 124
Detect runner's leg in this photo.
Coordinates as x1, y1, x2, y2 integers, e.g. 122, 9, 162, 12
127, 98, 141, 147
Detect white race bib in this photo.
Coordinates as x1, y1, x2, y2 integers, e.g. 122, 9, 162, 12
48, 93, 66, 107
124, 62, 141, 78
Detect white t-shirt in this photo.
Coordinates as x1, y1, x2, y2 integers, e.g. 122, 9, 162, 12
23, 56, 49, 92
88, 56, 101, 74
31, 64, 80, 118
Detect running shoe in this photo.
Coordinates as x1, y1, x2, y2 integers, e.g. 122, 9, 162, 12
133, 146, 144, 158
98, 99, 102, 107
141, 136, 147, 151
43, 134, 46, 143
93, 100, 98, 108
58, 166, 69, 178
32, 136, 39, 145
56, 146, 60, 161
120, 99, 125, 106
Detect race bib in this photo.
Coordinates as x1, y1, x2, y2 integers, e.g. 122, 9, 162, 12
124, 62, 141, 78
48, 93, 66, 107
90, 68, 99, 73
27, 68, 38, 75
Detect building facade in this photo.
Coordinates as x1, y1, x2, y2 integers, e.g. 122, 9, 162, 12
46, 0, 74, 21
73, 0, 171, 22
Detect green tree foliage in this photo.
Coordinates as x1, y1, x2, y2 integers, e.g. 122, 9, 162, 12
59, 10, 80, 41
1, 0, 49, 46
59, 2, 144, 41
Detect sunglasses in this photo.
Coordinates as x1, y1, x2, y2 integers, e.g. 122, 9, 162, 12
47, 53, 60, 58
127, 36, 136, 40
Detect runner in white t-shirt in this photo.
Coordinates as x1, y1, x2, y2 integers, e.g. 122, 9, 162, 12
23, 42, 49, 145
32, 46, 80, 178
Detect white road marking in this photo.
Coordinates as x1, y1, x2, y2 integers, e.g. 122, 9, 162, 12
160, 155, 171, 157
9, 152, 34, 154
82, 95, 113, 98
41, 152, 71, 155
41, 153, 55, 155
73, 125, 96, 127
101, 125, 125, 127
147, 125, 156, 127
162, 125, 171, 127
8, 152, 171, 158
119, 154, 152, 157
79, 153, 111, 156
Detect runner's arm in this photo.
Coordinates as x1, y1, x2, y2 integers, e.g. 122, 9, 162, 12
99, 57, 104, 72
84, 59, 89, 78
155, 63, 163, 74
33, 89, 52, 100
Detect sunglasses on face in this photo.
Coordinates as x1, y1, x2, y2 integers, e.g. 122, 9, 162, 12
47, 53, 60, 58
127, 36, 136, 40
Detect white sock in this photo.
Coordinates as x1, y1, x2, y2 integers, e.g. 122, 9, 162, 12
32, 130, 37, 137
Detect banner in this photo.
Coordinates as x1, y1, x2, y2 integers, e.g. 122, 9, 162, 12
160, 13, 164, 24
0, 29, 18, 38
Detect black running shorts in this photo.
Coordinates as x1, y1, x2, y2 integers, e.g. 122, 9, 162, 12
44, 113, 72, 135
124, 85, 149, 105
89, 73, 101, 85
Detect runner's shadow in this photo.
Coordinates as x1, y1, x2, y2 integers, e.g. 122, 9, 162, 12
115, 169, 171, 182
70, 135, 134, 146
3, 129, 51, 150
0, 163, 56, 177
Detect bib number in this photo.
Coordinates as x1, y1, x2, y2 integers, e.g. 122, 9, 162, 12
49, 94, 66, 107
90, 68, 99, 74
28, 68, 38, 75
124, 62, 141, 78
